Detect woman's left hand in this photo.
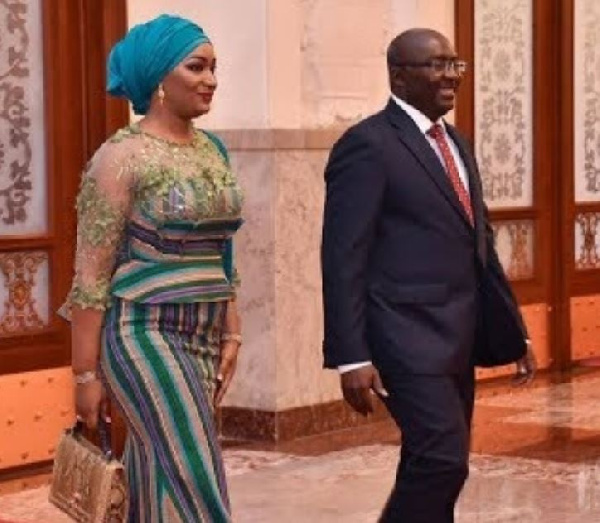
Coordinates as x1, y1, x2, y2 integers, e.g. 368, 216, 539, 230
214, 340, 240, 406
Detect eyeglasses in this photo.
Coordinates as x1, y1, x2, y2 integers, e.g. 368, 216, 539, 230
392, 59, 468, 76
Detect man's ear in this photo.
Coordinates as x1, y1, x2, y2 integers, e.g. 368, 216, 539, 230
389, 66, 405, 92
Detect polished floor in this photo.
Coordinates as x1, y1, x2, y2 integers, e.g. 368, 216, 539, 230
3, 370, 600, 522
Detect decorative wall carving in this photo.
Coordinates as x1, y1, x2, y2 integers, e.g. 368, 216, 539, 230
574, 0, 600, 202
475, 0, 533, 208
575, 212, 600, 269
0, 0, 46, 234
492, 220, 534, 280
0, 251, 48, 335
300, 0, 390, 127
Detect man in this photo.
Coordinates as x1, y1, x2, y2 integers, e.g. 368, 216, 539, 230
321, 29, 536, 522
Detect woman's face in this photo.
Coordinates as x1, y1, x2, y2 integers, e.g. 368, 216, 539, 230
161, 42, 217, 118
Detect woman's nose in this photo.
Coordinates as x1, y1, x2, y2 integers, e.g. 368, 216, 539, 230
204, 70, 217, 87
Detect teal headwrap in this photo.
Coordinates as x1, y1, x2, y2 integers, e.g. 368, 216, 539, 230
107, 14, 210, 115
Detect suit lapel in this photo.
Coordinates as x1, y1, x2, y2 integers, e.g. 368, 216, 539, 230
445, 124, 487, 263
384, 100, 473, 229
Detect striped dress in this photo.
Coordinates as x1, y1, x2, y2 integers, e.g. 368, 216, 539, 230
63, 124, 243, 522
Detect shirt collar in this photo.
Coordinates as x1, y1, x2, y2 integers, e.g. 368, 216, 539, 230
390, 94, 446, 136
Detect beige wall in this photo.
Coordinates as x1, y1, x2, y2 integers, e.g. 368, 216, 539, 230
128, 0, 455, 130
391, 0, 455, 40
127, 0, 455, 411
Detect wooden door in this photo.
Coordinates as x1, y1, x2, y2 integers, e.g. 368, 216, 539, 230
456, 0, 560, 376
560, 0, 600, 365
0, 0, 126, 479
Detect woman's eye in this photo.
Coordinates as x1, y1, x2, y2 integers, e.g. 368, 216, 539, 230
187, 63, 216, 74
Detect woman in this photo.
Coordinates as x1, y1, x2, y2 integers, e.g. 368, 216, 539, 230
61, 14, 242, 522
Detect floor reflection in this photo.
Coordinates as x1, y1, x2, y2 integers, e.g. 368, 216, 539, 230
3, 369, 600, 521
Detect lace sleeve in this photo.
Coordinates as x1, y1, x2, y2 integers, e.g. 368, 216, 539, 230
63, 138, 135, 314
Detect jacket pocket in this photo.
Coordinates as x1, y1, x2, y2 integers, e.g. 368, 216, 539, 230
369, 282, 449, 304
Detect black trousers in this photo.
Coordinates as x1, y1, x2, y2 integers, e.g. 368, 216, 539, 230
378, 368, 475, 523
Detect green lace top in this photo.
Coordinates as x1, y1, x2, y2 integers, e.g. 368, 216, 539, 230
62, 124, 243, 315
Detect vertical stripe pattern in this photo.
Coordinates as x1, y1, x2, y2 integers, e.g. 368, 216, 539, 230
101, 299, 230, 523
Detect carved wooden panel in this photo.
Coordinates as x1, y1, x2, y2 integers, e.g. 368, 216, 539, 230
474, 0, 533, 208
0, 251, 49, 336
574, 0, 600, 202
0, 0, 47, 235
492, 220, 535, 280
574, 212, 600, 269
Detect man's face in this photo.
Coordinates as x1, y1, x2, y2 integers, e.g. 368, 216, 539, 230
391, 35, 462, 122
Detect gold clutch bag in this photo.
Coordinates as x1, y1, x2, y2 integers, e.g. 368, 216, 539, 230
49, 419, 128, 522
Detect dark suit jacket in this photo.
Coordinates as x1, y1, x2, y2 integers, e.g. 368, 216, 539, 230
321, 99, 527, 375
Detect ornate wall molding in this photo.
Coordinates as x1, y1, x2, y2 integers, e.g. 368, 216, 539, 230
0, 251, 48, 335
0, 0, 46, 234
574, 0, 600, 202
474, 0, 533, 209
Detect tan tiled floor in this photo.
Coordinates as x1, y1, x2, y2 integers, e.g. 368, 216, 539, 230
4, 370, 600, 522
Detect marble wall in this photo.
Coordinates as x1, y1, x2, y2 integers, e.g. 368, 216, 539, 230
128, 0, 455, 130
127, 1, 455, 414
298, 0, 391, 128
225, 150, 278, 411
219, 139, 340, 411
273, 149, 338, 409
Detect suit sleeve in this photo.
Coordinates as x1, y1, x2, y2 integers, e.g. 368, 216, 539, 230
321, 128, 386, 368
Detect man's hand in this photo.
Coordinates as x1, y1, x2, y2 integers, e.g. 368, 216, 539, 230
513, 342, 536, 386
341, 365, 388, 416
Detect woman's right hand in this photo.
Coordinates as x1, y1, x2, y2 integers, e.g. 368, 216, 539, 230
75, 379, 107, 430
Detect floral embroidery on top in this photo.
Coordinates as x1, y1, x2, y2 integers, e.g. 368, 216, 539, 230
62, 124, 243, 316
77, 176, 128, 247
131, 125, 242, 223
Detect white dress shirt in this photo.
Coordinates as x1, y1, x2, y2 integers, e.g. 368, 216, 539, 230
391, 94, 470, 193
338, 96, 471, 374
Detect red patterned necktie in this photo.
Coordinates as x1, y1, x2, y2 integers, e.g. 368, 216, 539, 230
427, 123, 474, 226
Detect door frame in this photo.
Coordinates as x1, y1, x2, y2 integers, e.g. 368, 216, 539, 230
455, 0, 566, 369
0, 0, 128, 376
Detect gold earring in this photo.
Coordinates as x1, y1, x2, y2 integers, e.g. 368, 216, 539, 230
158, 84, 165, 104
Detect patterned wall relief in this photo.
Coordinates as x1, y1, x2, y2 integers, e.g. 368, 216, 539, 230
574, 0, 600, 202
575, 212, 600, 269
475, 0, 533, 209
0, 251, 48, 335
492, 220, 534, 280
0, 0, 47, 235
300, 0, 390, 127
